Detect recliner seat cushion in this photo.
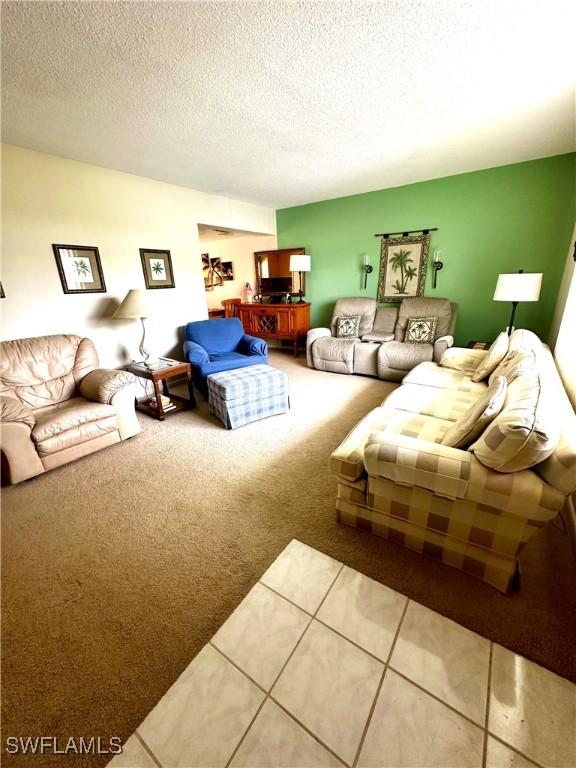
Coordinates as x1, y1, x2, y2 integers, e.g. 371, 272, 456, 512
32, 397, 118, 456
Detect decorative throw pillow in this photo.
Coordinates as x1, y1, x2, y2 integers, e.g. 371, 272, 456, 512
471, 372, 560, 472
442, 376, 507, 449
335, 315, 361, 338
404, 316, 438, 344
471, 332, 509, 382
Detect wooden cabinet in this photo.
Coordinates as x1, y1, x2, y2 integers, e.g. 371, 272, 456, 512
235, 302, 311, 357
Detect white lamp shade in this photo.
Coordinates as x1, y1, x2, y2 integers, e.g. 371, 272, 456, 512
113, 289, 149, 319
289, 254, 311, 272
493, 272, 542, 302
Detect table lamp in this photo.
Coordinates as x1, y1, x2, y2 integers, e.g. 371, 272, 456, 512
493, 269, 542, 335
113, 289, 156, 365
289, 254, 311, 303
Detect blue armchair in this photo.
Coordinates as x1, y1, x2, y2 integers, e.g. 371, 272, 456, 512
184, 317, 268, 393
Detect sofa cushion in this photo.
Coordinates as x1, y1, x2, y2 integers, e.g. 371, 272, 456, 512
471, 332, 509, 382
442, 376, 507, 449
404, 362, 488, 393
440, 347, 488, 374
404, 316, 438, 344
330, 405, 452, 480
32, 397, 118, 456
488, 349, 540, 386
394, 298, 453, 341
382, 383, 478, 422
471, 373, 560, 472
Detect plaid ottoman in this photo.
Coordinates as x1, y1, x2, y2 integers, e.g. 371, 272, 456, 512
207, 365, 289, 429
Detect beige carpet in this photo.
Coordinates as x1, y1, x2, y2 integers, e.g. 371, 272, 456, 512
2, 351, 575, 768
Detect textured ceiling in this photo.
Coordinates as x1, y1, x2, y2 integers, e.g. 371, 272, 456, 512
2, 1, 574, 208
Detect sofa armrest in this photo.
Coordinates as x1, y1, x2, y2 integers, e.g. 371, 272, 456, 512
306, 328, 331, 368
183, 340, 210, 367
433, 335, 454, 363
364, 431, 471, 500
0, 395, 35, 428
0, 396, 44, 484
440, 346, 487, 373
79, 369, 136, 404
238, 334, 268, 357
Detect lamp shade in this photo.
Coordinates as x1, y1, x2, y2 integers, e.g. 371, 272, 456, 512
289, 254, 311, 273
493, 273, 542, 302
113, 289, 149, 319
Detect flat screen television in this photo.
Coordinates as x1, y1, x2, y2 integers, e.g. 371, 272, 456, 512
260, 276, 293, 294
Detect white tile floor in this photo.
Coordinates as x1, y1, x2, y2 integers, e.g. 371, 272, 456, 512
109, 540, 576, 768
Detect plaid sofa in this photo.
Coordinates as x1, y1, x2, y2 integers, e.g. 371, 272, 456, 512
331, 330, 576, 592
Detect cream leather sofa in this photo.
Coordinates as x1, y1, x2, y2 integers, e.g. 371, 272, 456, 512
307, 297, 458, 381
0, 334, 140, 484
330, 329, 576, 592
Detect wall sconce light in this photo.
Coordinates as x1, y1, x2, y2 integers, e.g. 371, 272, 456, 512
363, 253, 373, 289
432, 249, 444, 289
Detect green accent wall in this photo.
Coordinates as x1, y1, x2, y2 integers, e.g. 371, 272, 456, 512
276, 154, 576, 345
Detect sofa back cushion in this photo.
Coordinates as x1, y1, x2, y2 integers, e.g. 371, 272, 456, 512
471, 371, 560, 472
0, 334, 98, 410
185, 317, 244, 356
471, 332, 509, 382
372, 306, 399, 334
442, 375, 507, 449
394, 297, 456, 341
331, 298, 377, 337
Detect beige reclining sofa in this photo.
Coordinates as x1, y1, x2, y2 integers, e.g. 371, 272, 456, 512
330, 329, 576, 592
307, 296, 458, 381
1, 334, 140, 484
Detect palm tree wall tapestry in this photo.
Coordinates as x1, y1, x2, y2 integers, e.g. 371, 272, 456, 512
377, 234, 430, 303
140, 249, 175, 289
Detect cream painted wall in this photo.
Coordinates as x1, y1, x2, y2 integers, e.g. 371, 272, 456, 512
200, 233, 277, 308
550, 222, 576, 408
0, 145, 276, 366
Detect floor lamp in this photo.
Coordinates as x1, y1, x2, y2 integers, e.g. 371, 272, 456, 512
289, 254, 311, 303
493, 270, 542, 335
113, 289, 156, 365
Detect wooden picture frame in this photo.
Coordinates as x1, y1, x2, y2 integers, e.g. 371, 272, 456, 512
52, 244, 106, 294
377, 234, 430, 303
140, 249, 175, 289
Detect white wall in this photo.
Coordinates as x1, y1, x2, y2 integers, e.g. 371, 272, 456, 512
200, 233, 277, 308
550, 222, 576, 408
0, 145, 276, 366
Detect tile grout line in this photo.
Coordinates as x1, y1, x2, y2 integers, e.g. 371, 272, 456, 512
389, 665, 486, 732
225, 562, 345, 768
134, 729, 163, 768
482, 642, 494, 768
352, 596, 410, 768
269, 695, 348, 767
486, 732, 545, 768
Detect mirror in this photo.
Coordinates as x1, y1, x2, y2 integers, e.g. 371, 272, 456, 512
254, 247, 305, 298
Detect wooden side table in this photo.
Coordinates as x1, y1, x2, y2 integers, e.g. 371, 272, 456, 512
126, 360, 196, 420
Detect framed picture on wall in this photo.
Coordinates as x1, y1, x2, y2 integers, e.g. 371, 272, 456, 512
140, 248, 175, 289
376, 234, 430, 303
221, 261, 234, 281
52, 244, 107, 294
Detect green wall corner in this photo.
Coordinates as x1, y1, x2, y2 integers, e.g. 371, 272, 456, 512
276, 154, 576, 345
